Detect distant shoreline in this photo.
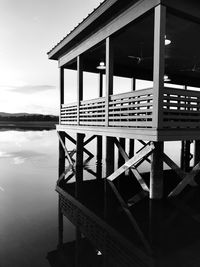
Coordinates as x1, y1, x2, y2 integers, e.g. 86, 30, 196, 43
0, 121, 57, 129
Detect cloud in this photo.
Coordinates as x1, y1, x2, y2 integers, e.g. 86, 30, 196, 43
10, 85, 56, 94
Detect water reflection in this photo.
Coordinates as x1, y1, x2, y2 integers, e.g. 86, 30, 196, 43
0, 128, 74, 267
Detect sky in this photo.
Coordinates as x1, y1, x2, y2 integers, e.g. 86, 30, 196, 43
0, 0, 102, 115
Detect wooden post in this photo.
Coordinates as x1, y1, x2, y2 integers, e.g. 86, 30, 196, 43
106, 137, 115, 176
97, 135, 102, 179
75, 133, 85, 198
194, 140, 200, 166
96, 72, 103, 179
153, 5, 166, 129
105, 37, 113, 126
59, 67, 64, 124
58, 131, 65, 178
129, 77, 135, 158
58, 195, 63, 248
150, 142, 164, 199
181, 140, 190, 172
77, 56, 83, 125
75, 227, 82, 267
118, 138, 125, 168
99, 72, 103, 97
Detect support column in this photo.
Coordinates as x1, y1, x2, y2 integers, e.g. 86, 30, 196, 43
105, 37, 113, 126
75, 133, 85, 199
96, 135, 102, 179
58, 195, 63, 248
153, 5, 166, 129
194, 140, 200, 166
106, 137, 115, 176
58, 131, 65, 247
180, 140, 190, 172
77, 56, 83, 125
118, 138, 126, 168
105, 37, 114, 177
59, 67, 64, 124
129, 77, 135, 158
96, 73, 103, 179
150, 142, 164, 199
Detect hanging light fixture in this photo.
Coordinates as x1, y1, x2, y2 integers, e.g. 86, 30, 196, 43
164, 75, 171, 82
96, 61, 106, 70
165, 35, 171, 46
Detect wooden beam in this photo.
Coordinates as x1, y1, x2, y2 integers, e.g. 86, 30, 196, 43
114, 138, 149, 192
180, 140, 190, 172
150, 141, 164, 199
58, 195, 63, 247
194, 140, 200, 166
58, 0, 160, 66
153, 5, 166, 128
99, 73, 103, 97
97, 135, 102, 179
77, 55, 83, 125
106, 136, 115, 176
105, 37, 113, 126
57, 132, 74, 167
59, 67, 64, 124
107, 142, 154, 181
106, 180, 152, 254
75, 133, 85, 198
118, 138, 126, 167
169, 161, 200, 197
63, 132, 94, 158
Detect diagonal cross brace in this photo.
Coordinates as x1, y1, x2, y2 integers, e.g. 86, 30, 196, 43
168, 161, 200, 197
107, 142, 154, 182
113, 138, 149, 192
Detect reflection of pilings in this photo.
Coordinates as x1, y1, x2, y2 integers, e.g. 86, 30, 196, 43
149, 200, 163, 249
75, 227, 82, 267
58, 195, 63, 248
181, 140, 191, 172
106, 136, 115, 176
58, 131, 65, 248
150, 142, 164, 199
96, 135, 102, 179
58, 131, 65, 178
75, 133, 85, 199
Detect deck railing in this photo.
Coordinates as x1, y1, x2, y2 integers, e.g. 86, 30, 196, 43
163, 87, 200, 129
60, 88, 153, 128
60, 87, 200, 129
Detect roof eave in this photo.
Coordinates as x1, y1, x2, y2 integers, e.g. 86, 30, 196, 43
47, 0, 118, 60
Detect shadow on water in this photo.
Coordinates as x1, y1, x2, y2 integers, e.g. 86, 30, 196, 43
47, 157, 200, 267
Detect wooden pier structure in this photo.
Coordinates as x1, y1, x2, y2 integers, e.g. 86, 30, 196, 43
48, 0, 200, 265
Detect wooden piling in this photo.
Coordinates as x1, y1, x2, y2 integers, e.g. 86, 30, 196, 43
181, 140, 190, 172
106, 136, 115, 176
75, 133, 85, 198
150, 142, 164, 199
58, 195, 63, 247
96, 135, 102, 179
194, 140, 200, 166
118, 138, 125, 168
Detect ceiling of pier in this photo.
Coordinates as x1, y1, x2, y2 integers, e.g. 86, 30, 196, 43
66, 9, 200, 87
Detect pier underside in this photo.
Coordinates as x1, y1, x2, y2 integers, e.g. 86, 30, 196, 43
57, 124, 200, 141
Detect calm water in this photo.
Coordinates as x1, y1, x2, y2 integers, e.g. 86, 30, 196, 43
1, 129, 200, 267
0, 129, 75, 267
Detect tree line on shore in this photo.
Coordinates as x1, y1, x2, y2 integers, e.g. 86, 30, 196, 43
0, 114, 59, 121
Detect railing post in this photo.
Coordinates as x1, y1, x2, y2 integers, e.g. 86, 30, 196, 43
77, 55, 83, 125
153, 5, 166, 129
105, 37, 113, 127
59, 67, 64, 125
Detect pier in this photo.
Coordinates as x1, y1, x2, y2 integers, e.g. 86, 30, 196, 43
48, 0, 200, 265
